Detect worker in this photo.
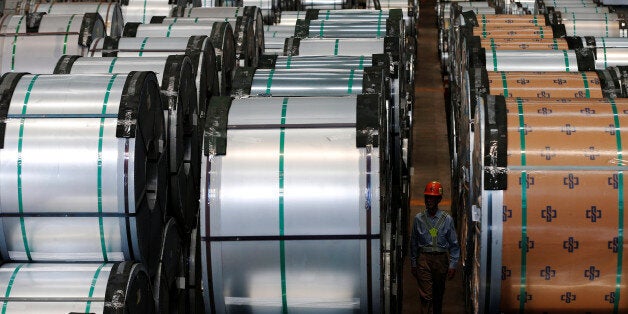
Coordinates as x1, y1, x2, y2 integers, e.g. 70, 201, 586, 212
410, 181, 460, 314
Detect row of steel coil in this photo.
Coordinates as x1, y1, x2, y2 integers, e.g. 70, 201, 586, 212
0, 0, 416, 312
441, 0, 628, 313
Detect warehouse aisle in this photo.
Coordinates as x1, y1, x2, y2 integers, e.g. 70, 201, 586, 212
402, 0, 466, 312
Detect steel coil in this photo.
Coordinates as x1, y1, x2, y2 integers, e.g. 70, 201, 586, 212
295, 19, 390, 38
54, 55, 201, 232
154, 218, 183, 313
122, 0, 184, 24
264, 24, 295, 54
0, 72, 166, 275
0, 13, 105, 75
547, 6, 611, 13
299, 0, 345, 10
0, 261, 154, 313
31, 2, 124, 37
200, 95, 387, 314
284, 38, 385, 56
260, 54, 373, 69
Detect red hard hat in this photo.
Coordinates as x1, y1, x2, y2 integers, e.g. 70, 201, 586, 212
424, 181, 443, 196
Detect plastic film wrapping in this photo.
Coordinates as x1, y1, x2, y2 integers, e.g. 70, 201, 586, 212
0, 262, 154, 313
487, 71, 604, 98
0, 73, 166, 276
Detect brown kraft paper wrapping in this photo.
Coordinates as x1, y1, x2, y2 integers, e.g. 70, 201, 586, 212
487, 71, 604, 99
499, 98, 628, 312
476, 14, 546, 27
474, 27, 553, 39
481, 38, 569, 50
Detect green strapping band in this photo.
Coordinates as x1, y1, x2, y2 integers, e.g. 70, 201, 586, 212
491, 38, 498, 71
573, 15, 576, 36
581, 72, 590, 98
517, 98, 528, 314
562, 50, 570, 72
142, 0, 148, 23
187, 8, 192, 17
610, 98, 624, 314
603, 37, 608, 68
17, 75, 39, 262
278, 97, 288, 314
482, 15, 487, 38
319, 20, 325, 37
1, 264, 23, 314
533, 15, 538, 26
166, 22, 175, 38
376, 10, 382, 38
62, 14, 76, 55
85, 262, 106, 313
97, 74, 118, 262
334, 39, 339, 56
265, 69, 275, 94
108, 57, 118, 73
358, 55, 364, 70
286, 55, 292, 69
500, 72, 509, 97
552, 39, 558, 50
10, 16, 25, 71
235, 7, 240, 18
325, 9, 330, 20
539, 26, 544, 39
194, 17, 199, 23
347, 69, 354, 94
272, 31, 277, 38
138, 37, 148, 57
605, 14, 609, 37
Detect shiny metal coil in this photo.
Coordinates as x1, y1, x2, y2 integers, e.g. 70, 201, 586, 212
200, 96, 383, 313
288, 38, 384, 56
55, 55, 201, 232
249, 68, 363, 96
154, 218, 183, 313
31, 2, 124, 37
0, 13, 105, 75
273, 55, 373, 69
264, 24, 295, 54
0, 72, 166, 273
0, 262, 154, 313
302, 20, 390, 38
122, 0, 182, 23
484, 50, 581, 71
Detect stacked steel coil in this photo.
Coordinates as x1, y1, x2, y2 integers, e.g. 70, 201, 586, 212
445, 0, 628, 312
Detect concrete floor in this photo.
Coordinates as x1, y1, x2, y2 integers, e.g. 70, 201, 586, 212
402, 0, 466, 312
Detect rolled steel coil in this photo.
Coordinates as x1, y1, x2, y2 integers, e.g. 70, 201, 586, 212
179, 7, 265, 66
472, 26, 555, 39
574, 36, 628, 48
183, 226, 204, 314
154, 218, 183, 313
0, 261, 154, 313
546, 5, 611, 14
241, 0, 279, 24
0, 72, 166, 275
54, 55, 202, 233
537, 0, 599, 13
295, 19, 391, 38
31, 2, 124, 37
553, 17, 628, 37
259, 54, 373, 70
0, 14, 27, 33
299, 0, 345, 10
99, 25, 233, 96
151, 17, 258, 67
480, 37, 570, 50
0, 13, 105, 75
485, 70, 605, 99
200, 95, 391, 314
284, 37, 385, 56
264, 24, 295, 54
469, 95, 628, 312
483, 49, 597, 72
277, 10, 308, 25
122, 0, 185, 24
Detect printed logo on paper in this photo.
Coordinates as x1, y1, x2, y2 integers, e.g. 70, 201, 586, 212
563, 237, 579, 253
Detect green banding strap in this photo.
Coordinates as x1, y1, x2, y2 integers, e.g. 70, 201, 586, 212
97, 74, 118, 262
85, 262, 106, 313
265, 69, 275, 94
325, 9, 330, 20
62, 14, 77, 55
166, 22, 175, 38
234, 7, 240, 18
573, 16, 576, 36
47, 3, 52, 13
107, 57, 118, 73
500, 72, 509, 97
562, 50, 570, 72
347, 69, 355, 94
376, 10, 382, 38
278, 97, 288, 314
610, 98, 624, 314
605, 14, 609, 37
319, 20, 325, 37
1, 264, 23, 314
138, 37, 148, 57
187, 8, 192, 17
533, 15, 538, 26
581, 72, 591, 98
539, 26, 544, 39
17, 75, 39, 262
286, 55, 292, 69
358, 55, 364, 70
272, 31, 277, 38
10, 16, 25, 71
603, 38, 608, 68
491, 39, 498, 71
142, 0, 148, 23
517, 98, 528, 314
482, 16, 487, 38
334, 39, 339, 56
194, 17, 199, 23
552, 39, 558, 50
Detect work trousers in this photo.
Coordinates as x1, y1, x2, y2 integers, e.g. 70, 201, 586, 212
417, 252, 449, 314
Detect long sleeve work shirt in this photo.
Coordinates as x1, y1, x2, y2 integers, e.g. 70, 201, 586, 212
410, 209, 460, 269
